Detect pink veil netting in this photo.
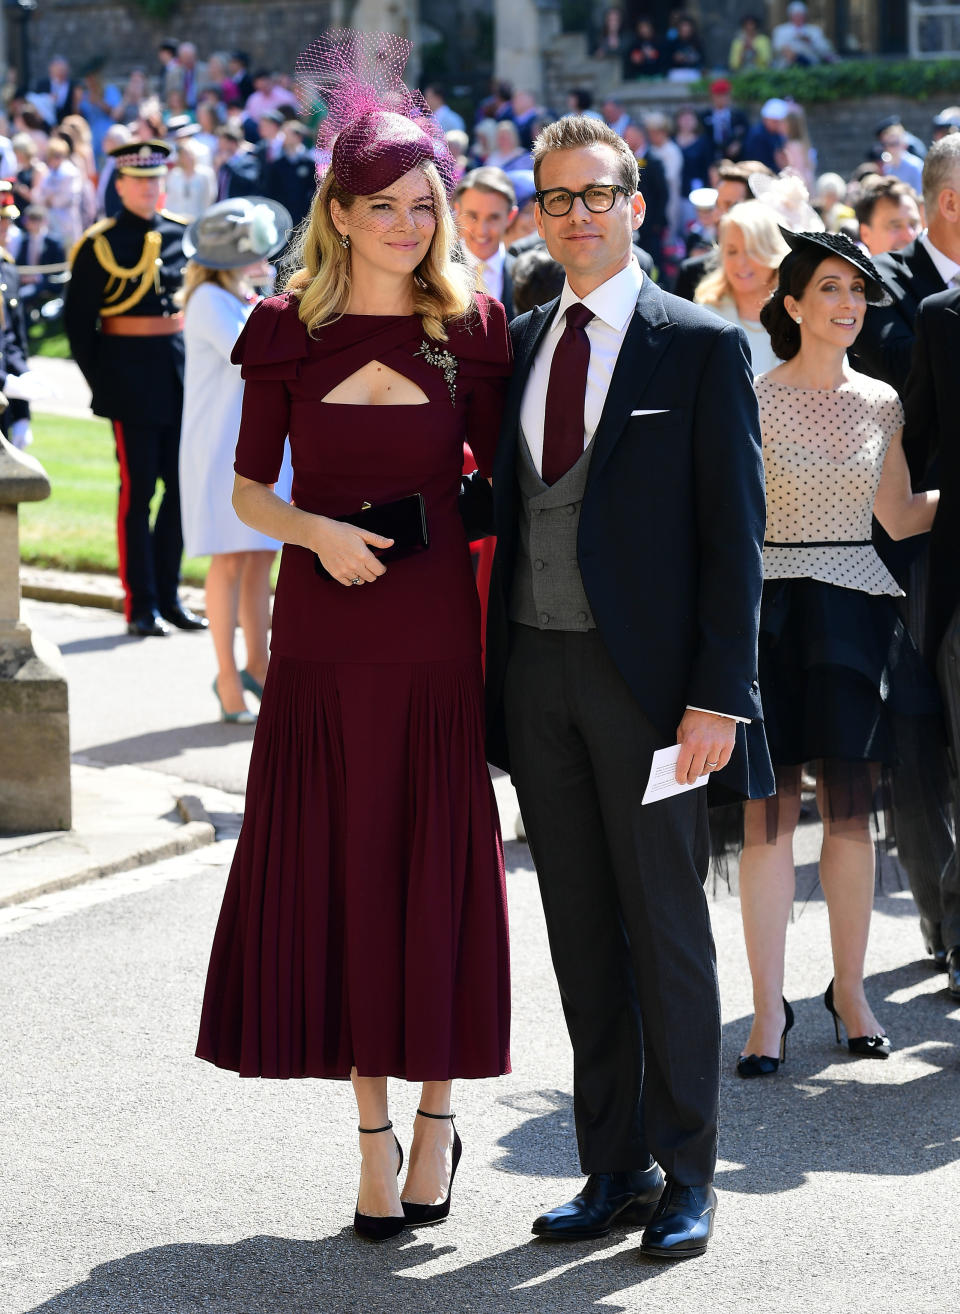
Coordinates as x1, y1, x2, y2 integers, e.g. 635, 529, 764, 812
295, 29, 458, 199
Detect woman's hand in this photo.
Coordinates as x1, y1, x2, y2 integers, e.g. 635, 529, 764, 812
311, 516, 394, 587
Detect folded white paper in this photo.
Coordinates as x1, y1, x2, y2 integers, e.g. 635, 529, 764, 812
641, 744, 710, 805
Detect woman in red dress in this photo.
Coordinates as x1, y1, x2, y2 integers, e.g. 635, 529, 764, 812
196, 32, 511, 1241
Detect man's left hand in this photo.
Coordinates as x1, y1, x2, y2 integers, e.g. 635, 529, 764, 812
675, 710, 736, 785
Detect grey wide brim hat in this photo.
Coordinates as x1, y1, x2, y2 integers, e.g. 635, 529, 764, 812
183, 196, 293, 270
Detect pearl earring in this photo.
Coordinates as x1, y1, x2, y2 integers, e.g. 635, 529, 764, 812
794, 315, 802, 324
339, 233, 350, 249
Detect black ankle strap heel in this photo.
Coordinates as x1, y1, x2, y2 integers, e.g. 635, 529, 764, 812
401, 1110, 463, 1227
354, 1121, 406, 1242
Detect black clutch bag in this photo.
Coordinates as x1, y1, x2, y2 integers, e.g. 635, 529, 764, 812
313, 493, 429, 580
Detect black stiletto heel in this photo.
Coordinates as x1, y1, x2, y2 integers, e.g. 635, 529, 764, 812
735, 998, 795, 1078
401, 1109, 462, 1226
353, 1121, 406, 1241
824, 979, 891, 1058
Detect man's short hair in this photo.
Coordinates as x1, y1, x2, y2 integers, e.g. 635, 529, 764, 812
511, 243, 566, 315
854, 175, 917, 227
922, 132, 960, 215
453, 166, 516, 211
716, 159, 774, 188
531, 115, 638, 192
216, 122, 245, 143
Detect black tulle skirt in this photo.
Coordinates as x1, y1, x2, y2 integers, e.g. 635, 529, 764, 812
712, 577, 948, 863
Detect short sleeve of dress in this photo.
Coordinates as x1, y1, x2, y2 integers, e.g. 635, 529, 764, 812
451, 294, 512, 478
877, 386, 904, 444
232, 294, 307, 484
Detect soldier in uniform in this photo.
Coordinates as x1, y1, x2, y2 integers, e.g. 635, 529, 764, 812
0, 184, 33, 449
65, 139, 208, 636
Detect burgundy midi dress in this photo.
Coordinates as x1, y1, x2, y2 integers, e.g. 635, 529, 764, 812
195, 291, 512, 1081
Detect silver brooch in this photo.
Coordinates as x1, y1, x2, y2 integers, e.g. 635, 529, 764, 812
414, 339, 458, 404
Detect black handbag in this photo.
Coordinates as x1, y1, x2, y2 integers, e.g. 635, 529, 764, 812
313, 493, 429, 580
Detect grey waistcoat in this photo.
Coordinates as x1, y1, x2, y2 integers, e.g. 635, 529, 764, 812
509, 430, 596, 631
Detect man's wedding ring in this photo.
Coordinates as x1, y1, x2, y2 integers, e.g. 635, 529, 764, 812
350, 576, 361, 586
706, 760, 719, 768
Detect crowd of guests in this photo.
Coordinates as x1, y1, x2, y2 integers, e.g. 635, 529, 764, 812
593, 2, 837, 81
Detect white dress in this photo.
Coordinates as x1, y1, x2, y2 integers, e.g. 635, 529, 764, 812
179, 283, 292, 557
712, 297, 780, 376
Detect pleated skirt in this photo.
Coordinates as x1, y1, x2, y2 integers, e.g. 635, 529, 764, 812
196, 654, 511, 1080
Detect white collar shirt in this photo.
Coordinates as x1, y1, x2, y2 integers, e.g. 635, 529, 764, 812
474, 243, 506, 301
920, 230, 960, 288
519, 258, 643, 476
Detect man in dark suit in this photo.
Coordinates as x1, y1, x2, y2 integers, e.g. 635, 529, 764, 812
263, 121, 316, 229
16, 204, 65, 309
215, 123, 263, 201
699, 78, 749, 163
34, 55, 77, 125
902, 286, 960, 998
453, 166, 519, 319
853, 137, 960, 393
851, 134, 960, 967
485, 116, 770, 1260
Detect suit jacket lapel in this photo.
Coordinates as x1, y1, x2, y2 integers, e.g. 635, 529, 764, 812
587, 277, 675, 482
496, 299, 557, 480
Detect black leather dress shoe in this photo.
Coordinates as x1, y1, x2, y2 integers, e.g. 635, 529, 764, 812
640, 1180, 716, 1260
920, 917, 947, 968
159, 603, 208, 631
947, 948, 960, 999
532, 1165, 665, 1240
126, 610, 170, 637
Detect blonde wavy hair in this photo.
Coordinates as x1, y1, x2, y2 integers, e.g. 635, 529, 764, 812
695, 200, 791, 308
284, 161, 473, 342
178, 262, 247, 309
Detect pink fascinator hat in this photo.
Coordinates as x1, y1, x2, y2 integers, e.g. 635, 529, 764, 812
296, 30, 457, 196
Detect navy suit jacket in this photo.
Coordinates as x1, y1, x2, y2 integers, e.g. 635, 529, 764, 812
484, 274, 773, 801
902, 287, 960, 655
852, 239, 947, 395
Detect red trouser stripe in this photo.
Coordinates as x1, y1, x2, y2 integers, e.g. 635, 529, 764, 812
113, 420, 133, 621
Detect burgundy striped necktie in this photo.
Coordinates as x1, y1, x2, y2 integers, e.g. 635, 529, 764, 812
542, 303, 595, 485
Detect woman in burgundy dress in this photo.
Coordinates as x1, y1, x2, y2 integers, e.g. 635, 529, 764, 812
195, 32, 512, 1241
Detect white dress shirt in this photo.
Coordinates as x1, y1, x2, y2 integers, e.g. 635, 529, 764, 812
520, 258, 643, 475
476, 243, 506, 302
920, 231, 960, 288
518, 257, 749, 725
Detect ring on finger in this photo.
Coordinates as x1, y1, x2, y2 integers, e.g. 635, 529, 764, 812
350, 576, 362, 586
706, 760, 720, 768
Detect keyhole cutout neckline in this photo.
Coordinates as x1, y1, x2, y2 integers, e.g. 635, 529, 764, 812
320, 359, 431, 407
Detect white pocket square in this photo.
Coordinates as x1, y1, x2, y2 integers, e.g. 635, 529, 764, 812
630, 408, 669, 416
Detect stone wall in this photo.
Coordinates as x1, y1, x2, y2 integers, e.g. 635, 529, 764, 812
8, 0, 334, 84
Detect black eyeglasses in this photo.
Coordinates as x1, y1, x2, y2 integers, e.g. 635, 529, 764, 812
534, 184, 632, 217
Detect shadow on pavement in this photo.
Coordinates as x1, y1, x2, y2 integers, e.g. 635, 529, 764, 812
81, 722, 257, 766
58, 633, 139, 656
495, 961, 959, 1199
719, 959, 960, 1193
22, 1229, 688, 1314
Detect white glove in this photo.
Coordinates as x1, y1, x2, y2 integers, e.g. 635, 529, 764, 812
3, 371, 52, 402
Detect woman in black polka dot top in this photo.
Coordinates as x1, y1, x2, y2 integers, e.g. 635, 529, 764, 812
735, 231, 940, 1077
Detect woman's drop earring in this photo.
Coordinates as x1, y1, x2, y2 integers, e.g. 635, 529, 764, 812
339, 233, 351, 249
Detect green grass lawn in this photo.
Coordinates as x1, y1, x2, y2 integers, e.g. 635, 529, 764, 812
18, 412, 211, 585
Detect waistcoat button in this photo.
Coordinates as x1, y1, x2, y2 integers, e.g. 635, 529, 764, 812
534, 558, 545, 570
539, 612, 550, 625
